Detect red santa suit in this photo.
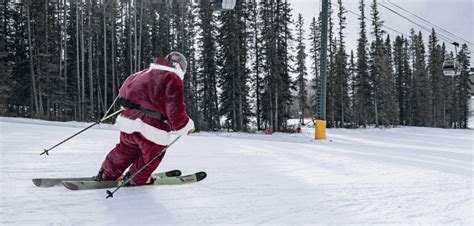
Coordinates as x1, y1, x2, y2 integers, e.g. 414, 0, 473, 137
99, 57, 194, 185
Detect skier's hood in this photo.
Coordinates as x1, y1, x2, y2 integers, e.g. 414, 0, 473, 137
149, 57, 185, 80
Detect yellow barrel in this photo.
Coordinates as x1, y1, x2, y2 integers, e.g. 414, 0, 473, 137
314, 120, 327, 140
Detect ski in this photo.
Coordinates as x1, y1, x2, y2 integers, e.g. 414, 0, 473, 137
62, 171, 206, 191
32, 169, 182, 188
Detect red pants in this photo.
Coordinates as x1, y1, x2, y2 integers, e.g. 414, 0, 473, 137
100, 132, 166, 185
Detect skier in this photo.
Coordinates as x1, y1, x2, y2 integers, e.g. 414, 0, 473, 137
96, 52, 195, 186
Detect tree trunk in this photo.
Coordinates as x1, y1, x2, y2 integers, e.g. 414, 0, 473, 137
96, 48, 103, 114
63, 0, 67, 115
76, 0, 81, 120
128, 1, 132, 75
58, 0, 63, 117
232, 73, 236, 131
374, 90, 379, 127
112, 15, 116, 100
103, 0, 107, 111
81, 1, 85, 120
275, 88, 279, 131
138, 0, 143, 70
88, 0, 94, 119
26, 4, 39, 117
134, 0, 138, 72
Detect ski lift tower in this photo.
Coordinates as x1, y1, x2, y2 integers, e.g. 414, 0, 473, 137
315, 0, 329, 140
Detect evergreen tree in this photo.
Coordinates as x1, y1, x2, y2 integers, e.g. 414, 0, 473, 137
175, 2, 200, 131
453, 44, 470, 128
248, 0, 263, 130
428, 29, 446, 127
410, 30, 431, 126
348, 50, 356, 125
354, 0, 371, 127
393, 35, 412, 125
333, 0, 350, 127
259, 0, 295, 131
217, 1, 251, 131
381, 35, 399, 125
369, 0, 386, 127
308, 16, 321, 117
0, 0, 14, 114
295, 13, 308, 125
197, 0, 219, 131
2, 0, 471, 131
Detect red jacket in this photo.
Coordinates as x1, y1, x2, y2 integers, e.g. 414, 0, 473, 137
115, 57, 194, 145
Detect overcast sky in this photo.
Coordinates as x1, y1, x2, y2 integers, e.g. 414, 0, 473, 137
290, 0, 474, 65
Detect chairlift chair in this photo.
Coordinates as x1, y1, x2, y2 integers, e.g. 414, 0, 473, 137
210, 0, 236, 11
442, 58, 462, 77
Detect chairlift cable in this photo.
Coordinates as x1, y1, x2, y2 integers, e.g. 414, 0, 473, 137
384, 0, 473, 46
377, 2, 456, 45
346, 9, 410, 38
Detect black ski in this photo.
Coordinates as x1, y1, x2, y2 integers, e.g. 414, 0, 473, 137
32, 169, 182, 188
62, 171, 206, 191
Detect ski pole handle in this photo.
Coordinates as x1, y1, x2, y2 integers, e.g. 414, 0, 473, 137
40, 108, 124, 156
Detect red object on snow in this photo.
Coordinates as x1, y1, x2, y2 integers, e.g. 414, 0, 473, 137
264, 129, 273, 135
100, 57, 194, 185
296, 127, 302, 133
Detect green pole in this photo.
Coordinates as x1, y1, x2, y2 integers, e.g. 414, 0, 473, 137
318, 0, 329, 120
315, 0, 329, 140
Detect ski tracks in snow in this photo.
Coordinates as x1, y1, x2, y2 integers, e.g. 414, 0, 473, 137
0, 119, 472, 224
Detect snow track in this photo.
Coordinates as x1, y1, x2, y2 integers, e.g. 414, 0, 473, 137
0, 117, 472, 224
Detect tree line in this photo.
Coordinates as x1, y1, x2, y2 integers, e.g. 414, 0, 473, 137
0, 0, 471, 131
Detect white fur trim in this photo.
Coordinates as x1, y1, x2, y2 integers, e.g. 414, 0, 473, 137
172, 119, 195, 136
149, 63, 185, 80
115, 115, 170, 146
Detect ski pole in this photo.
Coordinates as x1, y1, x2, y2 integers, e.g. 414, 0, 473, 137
40, 108, 124, 156
106, 135, 182, 199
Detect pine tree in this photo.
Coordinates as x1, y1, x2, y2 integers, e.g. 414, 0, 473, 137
428, 29, 446, 127
410, 30, 431, 126
308, 16, 321, 117
277, 0, 295, 131
155, 0, 171, 57
393, 35, 410, 125
354, 0, 371, 127
369, 0, 387, 127
333, 0, 350, 127
259, 0, 295, 131
0, 0, 14, 114
197, 0, 219, 131
248, 0, 263, 130
217, 1, 251, 131
382, 35, 399, 125
295, 13, 307, 125
170, 1, 199, 130
454, 44, 470, 128
348, 50, 356, 125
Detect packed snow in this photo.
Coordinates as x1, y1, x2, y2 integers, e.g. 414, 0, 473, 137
0, 117, 472, 224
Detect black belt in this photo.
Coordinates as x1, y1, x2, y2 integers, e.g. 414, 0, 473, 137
118, 97, 168, 122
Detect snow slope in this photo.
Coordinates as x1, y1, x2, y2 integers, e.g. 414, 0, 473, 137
0, 117, 472, 225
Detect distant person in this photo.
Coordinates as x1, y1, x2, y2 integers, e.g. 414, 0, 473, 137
95, 52, 195, 185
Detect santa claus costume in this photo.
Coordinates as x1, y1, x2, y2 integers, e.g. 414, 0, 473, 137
98, 52, 194, 185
